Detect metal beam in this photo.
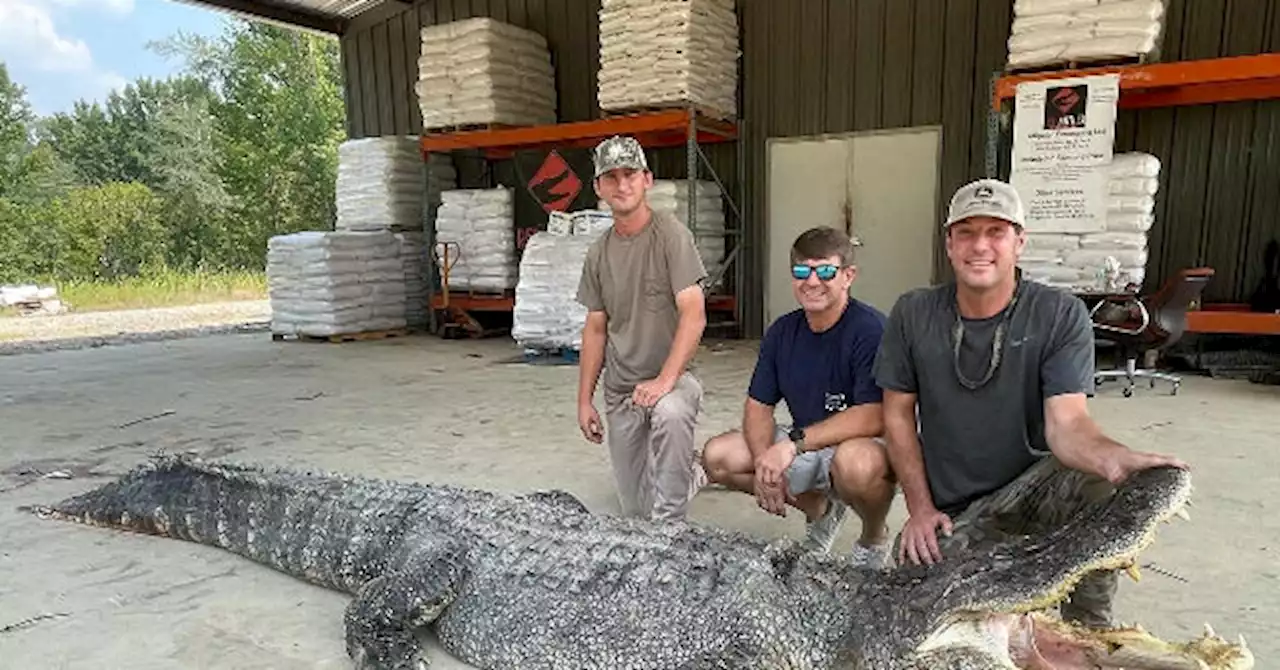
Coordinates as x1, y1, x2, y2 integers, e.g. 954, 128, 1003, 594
173, 0, 347, 35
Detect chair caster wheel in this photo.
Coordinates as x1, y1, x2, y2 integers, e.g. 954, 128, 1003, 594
1123, 386, 1133, 398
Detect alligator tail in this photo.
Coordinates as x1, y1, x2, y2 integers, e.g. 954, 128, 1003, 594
22, 453, 428, 594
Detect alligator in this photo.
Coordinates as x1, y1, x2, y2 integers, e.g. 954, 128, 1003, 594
24, 454, 1254, 669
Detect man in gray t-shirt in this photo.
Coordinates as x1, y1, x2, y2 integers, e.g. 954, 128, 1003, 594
872, 178, 1186, 629
576, 135, 710, 524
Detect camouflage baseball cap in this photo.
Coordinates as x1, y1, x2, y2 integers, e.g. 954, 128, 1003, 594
592, 135, 649, 178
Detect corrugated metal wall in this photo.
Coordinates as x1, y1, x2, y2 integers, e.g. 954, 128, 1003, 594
1113, 0, 1280, 308
736, 0, 1011, 333
341, 0, 743, 327
342, 0, 1280, 336
740, 0, 1280, 330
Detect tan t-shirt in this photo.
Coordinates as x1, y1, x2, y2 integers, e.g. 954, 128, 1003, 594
576, 209, 707, 404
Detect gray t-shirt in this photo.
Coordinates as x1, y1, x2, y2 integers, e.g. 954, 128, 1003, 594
576, 209, 707, 408
872, 279, 1095, 516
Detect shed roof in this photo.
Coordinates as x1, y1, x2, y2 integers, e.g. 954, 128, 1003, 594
174, 0, 401, 35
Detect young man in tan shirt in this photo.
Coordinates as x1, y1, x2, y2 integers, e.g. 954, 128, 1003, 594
575, 135, 710, 522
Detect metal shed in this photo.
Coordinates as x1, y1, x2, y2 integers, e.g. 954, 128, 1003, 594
181, 0, 1280, 338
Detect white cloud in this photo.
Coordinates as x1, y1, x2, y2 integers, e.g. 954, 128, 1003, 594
0, 0, 131, 111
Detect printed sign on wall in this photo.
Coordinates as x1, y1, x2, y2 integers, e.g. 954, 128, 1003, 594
1009, 73, 1120, 233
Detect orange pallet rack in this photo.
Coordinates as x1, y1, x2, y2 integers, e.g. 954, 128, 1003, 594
986, 53, 1280, 336
420, 106, 743, 338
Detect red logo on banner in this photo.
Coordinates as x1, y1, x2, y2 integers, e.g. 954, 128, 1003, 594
527, 150, 582, 213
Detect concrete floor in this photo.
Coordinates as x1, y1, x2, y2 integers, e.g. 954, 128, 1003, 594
0, 332, 1275, 669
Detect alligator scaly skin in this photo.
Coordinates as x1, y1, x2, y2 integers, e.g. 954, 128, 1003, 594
27, 454, 1195, 670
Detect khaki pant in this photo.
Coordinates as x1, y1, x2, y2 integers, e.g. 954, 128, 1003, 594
603, 372, 703, 522
893, 456, 1119, 628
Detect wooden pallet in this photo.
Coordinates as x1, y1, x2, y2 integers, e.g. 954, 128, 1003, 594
601, 101, 736, 123
1004, 53, 1151, 75
436, 288, 515, 300
423, 122, 520, 134
272, 328, 410, 343
521, 347, 580, 365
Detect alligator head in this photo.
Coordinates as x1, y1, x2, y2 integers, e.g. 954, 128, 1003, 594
847, 465, 1254, 669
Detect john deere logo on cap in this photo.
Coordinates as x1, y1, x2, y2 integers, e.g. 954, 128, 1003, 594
975, 185, 994, 199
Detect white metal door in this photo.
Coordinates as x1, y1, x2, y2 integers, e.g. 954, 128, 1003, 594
846, 127, 943, 316
766, 127, 942, 325
764, 136, 851, 326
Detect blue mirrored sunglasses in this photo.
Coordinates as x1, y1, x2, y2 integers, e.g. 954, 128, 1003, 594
792, 264, 841, 281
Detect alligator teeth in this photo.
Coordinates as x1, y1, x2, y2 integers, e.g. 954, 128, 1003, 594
1238, 633, 1248, 650
1203, 623, 1216, 638
1124, 564, 1142, 582
1175, 507, 1191, 522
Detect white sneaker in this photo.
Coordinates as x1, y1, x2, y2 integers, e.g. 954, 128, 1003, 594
690, 461, 710, 495
848, 541, 890, 570
802, 496, 848, 555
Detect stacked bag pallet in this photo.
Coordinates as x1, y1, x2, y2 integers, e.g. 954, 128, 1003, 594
512, 210, 616, 353
267, 231, 407, 338
416, 18, 558, 130
1007, 0, 1165, 70
598, 179, 727, 286
333, 137, 459, 329
512, 228, 598, 353
433, 188, 519, 292
596, 0, 740, 119
1019, 152, 1159, 292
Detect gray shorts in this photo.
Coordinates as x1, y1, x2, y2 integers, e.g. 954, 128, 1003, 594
775, 424, 835, 498
775, 425, 886, 498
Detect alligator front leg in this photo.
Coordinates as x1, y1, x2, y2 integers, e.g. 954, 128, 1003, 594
343, 539, 470, 670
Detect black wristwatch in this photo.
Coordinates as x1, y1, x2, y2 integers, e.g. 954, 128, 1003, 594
788, 426, 806, 453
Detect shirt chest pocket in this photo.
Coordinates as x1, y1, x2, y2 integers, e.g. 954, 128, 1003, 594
641, 250, 673, 313
642, 276, 672, 313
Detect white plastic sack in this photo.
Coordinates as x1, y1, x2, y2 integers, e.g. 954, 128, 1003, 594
1077, 0, 1164, 22
267, 230, 410, 336
1061, 34, 1158, 60
1108, 152, 1162, 178
1106, 212, 1154, 232
1108, 176, 1159, 196
1109, 195, 1155, 214
1013, 0, 1100, 18
1065, 247, 1149, 268
1020, 262, 1086, 283
1024, 233, 1083, 252
512, 232, 597, 351
1079, 231, 1149, 249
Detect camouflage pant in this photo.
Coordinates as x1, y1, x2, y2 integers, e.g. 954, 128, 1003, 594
893, 456, 1119, 629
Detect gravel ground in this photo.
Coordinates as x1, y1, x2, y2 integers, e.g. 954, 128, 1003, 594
0, 301, 271, 356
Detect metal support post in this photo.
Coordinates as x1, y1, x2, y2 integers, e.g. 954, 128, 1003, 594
686, 104, 698, 236
985, 70, 1000, 179
422, 150, 439, 334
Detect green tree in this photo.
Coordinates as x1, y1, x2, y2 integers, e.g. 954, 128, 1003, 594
153, 22, 346, 270
0, 62, 36, 198
45, 182, 167, 281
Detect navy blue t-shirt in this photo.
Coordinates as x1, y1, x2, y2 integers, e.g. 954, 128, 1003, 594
747, 299, 887, 429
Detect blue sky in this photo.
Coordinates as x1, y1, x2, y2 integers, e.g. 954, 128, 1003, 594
0, 0, 229, 116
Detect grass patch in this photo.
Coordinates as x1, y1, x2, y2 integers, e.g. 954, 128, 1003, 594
54, 270, 267, 313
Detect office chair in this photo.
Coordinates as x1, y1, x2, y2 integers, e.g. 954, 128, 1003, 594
1090, 267, 1215, 397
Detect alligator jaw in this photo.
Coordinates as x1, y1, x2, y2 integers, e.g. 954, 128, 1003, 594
914, 610, 1253, 669
908, 489, 1254, 670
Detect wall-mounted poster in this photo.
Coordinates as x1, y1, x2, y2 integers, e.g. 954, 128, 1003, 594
1009, 73, 1120, 233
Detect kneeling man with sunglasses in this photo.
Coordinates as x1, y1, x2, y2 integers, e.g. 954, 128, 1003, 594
701, 226, 896, 567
